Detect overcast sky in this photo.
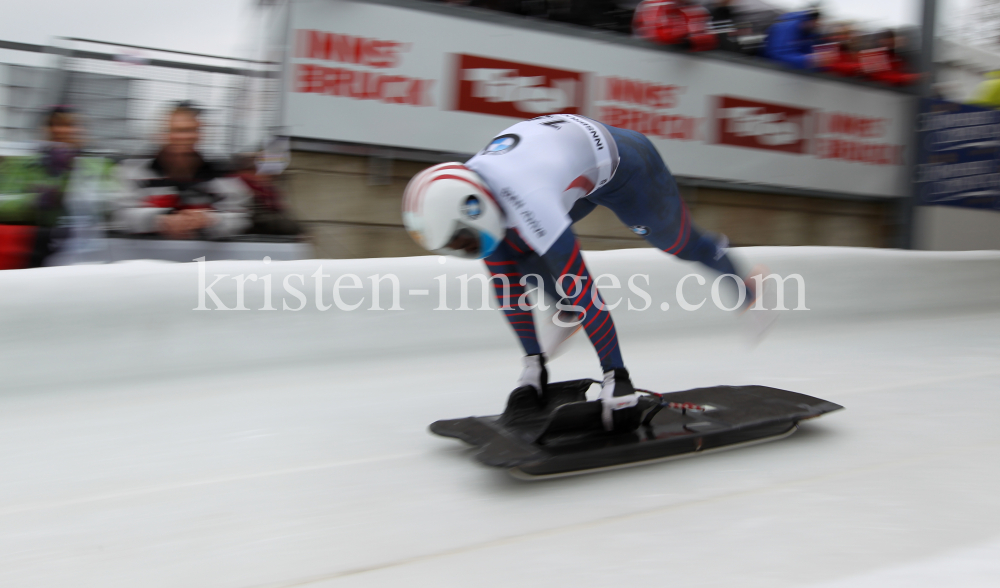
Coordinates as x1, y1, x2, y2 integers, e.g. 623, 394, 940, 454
0, 0, 252, 59
768, 0, 919, 26
0, 0, 967, 62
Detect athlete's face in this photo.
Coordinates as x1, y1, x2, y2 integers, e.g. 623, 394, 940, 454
446, 228, 480, 256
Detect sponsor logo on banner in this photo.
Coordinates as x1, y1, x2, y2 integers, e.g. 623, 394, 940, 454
814, 111, 904, 166
596, 77, 699, 141
293, 29, 434, 107
453, 54, 584, 118
713, 96, 810, 154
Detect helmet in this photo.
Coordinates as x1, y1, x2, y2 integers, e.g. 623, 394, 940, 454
402, 163, 505, 259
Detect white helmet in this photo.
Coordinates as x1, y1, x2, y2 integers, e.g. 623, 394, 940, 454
402, 163, 505, 259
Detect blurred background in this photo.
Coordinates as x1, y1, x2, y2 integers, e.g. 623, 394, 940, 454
0, 0, 998, 270
2, 3, 1000, 586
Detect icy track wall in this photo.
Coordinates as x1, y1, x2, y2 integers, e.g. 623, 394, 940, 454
2, 247, 998, 391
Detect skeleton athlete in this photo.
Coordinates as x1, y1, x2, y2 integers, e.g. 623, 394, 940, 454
403, 114, 758, 431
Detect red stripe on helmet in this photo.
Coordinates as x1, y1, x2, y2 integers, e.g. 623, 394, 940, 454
403, 168, 433, 214
404, 163, 462, 214
405, 163, 490, 217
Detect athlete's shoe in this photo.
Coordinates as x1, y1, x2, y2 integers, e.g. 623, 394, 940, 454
539, 309, 584, 359
516, 354, 548, 396
743, 264, 778, 344
599, 368, 642, 432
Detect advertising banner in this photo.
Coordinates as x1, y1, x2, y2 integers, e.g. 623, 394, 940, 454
916, 99, 1000, 210
284, 0, 911, 197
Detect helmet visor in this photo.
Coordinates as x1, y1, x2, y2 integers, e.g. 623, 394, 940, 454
438, 227, 481, 259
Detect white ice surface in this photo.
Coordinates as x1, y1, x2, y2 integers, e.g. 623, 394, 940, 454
0, 248, 998, 587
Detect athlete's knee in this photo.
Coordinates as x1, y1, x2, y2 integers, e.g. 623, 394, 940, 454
674, 230, 724, 264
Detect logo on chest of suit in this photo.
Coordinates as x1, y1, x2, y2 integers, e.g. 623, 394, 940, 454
630, 225, 649, 236
482, 134, 520, 155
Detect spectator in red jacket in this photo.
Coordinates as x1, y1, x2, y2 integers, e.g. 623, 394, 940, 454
817, 23, 861, 78
860, 30, 919, 87
633, 0, 716, 50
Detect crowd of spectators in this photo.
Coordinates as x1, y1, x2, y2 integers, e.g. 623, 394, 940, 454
0, 107, 120, 268
0, 103, 302, 269
436, 0, 920, 87
753, 9, 918, 86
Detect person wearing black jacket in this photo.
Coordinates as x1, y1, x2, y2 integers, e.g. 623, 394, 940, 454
115, 102, 250, 240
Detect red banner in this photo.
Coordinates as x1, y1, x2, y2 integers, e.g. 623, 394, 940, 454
713, 96, 811, 155
452, 54, 585, 119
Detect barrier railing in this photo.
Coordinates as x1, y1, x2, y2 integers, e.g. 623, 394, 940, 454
0, 37, 279, 157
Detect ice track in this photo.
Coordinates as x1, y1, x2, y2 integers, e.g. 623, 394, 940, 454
1, 247, 998, 587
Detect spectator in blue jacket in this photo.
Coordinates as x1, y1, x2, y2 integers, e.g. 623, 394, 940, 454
763, 9, 824, 70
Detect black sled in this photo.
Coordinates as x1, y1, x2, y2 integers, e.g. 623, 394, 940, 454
430, 380, 842, 479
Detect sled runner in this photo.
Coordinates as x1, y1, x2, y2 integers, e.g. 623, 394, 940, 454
430, 380, 842, 479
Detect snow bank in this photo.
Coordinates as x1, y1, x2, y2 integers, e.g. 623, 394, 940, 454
1, 247, 997, 391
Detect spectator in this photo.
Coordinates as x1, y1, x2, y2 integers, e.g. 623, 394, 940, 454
762, 8, 828, 70
970, 71, 1000, 109
0, 106, 118, 268
731, 13, 772, 56
708, 0, 733, 24
677, 0, 716, 51
633, 0, 685, 44
817, 23, 861, 78
115, 101, 250, 240
230, 142, 302, 237
709, 0, 740, 52
859, 29, 919, 87
633, 0, 715, 50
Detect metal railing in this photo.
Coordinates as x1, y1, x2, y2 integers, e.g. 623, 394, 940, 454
0, 38, 280, 158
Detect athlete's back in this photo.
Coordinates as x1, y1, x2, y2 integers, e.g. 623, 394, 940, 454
465, 115, 619, 254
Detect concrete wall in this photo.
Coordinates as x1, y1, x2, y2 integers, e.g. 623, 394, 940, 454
285, 151, 896, 259
915, 205, 1000, 251
283, 151, 429, 259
